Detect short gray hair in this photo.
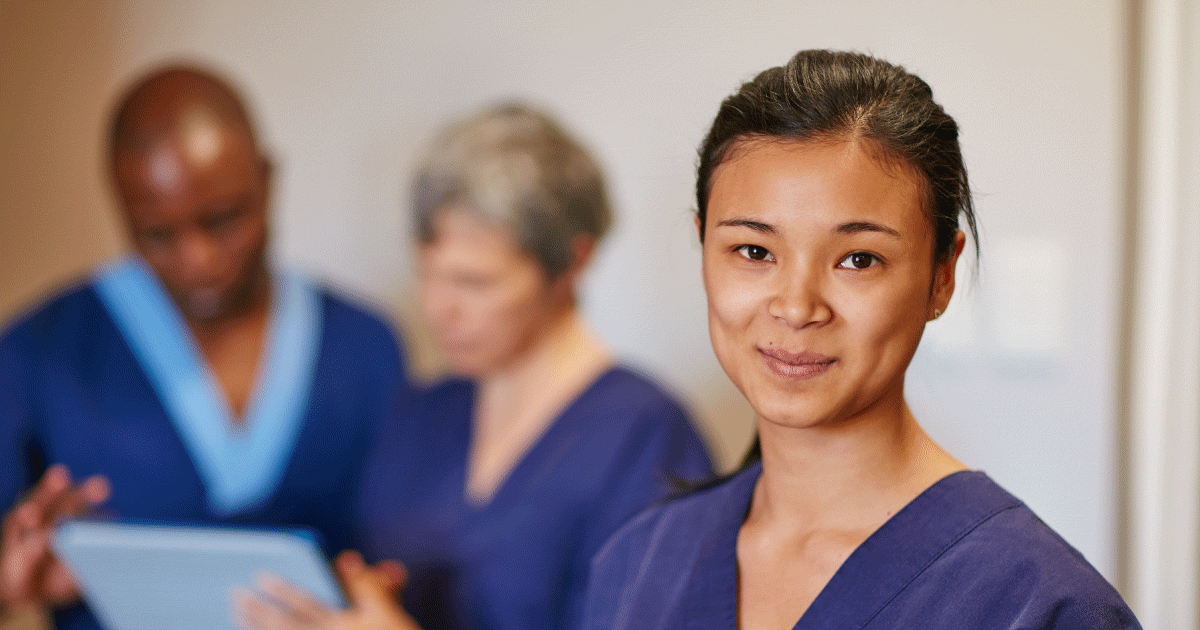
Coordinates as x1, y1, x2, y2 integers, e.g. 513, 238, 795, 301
413, 103, 613, 277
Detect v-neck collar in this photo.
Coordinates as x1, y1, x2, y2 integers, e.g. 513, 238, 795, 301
680, 463, 1021, 630
458, 365, 621, 512
94, 256, 322, 516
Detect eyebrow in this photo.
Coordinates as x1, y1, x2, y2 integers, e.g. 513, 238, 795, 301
715, 218, 776, 234
714, 218, 902, 239
837, 221, 902, 239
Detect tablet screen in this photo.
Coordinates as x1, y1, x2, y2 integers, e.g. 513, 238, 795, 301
53, 520, 345, 630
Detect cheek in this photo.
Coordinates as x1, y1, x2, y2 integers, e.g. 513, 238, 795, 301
465, 283, 543, 344
418, 281, 453, 328
136, 243, 188, 286
839, 278, 929, 359
702, 257, 764, 375
703, 257, 762, 333
231, 217, 267, 259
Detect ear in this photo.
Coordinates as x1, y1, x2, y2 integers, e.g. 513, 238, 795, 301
929, 230, 966, 321
694, 214, 703, 241
568, 234, 597, 277
550, 234, 598, 299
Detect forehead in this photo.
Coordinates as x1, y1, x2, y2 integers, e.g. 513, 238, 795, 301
422, 208, 524, 264
707, 138, 929, 237
114, 128, 259, 218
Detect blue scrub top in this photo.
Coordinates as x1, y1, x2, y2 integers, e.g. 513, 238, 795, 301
0, 279, 415, 630
352, 366, 713, 630
583, 462, 1141, 630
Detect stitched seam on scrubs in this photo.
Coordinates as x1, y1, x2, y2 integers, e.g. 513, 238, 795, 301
613, 511, 675, 629
855, 501, 1024, 629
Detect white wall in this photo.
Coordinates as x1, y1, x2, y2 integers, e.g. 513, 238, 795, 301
2, 0, 1129, 592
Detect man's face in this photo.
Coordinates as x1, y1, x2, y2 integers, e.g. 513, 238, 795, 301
113, 111, 270, 322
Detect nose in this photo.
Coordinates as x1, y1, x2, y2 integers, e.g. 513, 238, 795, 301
176, 230, 221, 284
767, 262, 833, 328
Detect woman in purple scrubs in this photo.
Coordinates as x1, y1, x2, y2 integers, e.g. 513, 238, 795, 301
234, 104, 711, 630
581, 50, 1140, 629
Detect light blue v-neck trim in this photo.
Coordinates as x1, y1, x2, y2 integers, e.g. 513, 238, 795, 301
93, 257, 322, 516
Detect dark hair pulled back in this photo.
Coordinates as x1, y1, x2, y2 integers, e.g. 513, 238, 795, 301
696, 49, 978, 262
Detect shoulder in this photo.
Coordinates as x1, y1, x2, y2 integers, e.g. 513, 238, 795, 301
314, 283, 402, 348
310, 283, 413, 388
585, 366, 695, 432
918, 476, 1140, 628
366, 377, 471, 462
581, 366, 710, 472
593, 463, 751, 574
1, 280, 105, 352
386, 377, 472, 427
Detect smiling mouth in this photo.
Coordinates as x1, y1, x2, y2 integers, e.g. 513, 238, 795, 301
758, 348, 837, 381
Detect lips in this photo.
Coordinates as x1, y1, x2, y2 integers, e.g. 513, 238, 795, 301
758, 347, 837, 381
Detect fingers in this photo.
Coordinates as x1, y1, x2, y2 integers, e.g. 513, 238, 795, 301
0, 466, 109, 608
3, 466, 67, 550
2, 467, 71, 606
232, 586, 301, 630
8, 467, 110, 536
20, 465, 72, 522
257, 573, 333, 626
0, 524, 50, 606
40, 560, 83, 606
43, 475, 111, 526
336, 552, 406, 618
373, 560, 407, 594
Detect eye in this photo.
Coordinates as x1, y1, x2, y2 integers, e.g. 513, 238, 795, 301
453, 272, 498, 290
204, 207, 244, 233
734, 245, 775, 262
142, 228, 173, 250
837, 251, 880, 270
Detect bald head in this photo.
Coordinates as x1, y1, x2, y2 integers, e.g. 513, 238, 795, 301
109, 66, 260, 164
108, 64, 272, 323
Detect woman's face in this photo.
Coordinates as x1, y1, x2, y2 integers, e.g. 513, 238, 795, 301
419, 207, 565, 377
701, 138, 961, 430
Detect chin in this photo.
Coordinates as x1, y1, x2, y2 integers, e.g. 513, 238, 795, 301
444, 353, 493, 378
741, 380, 842, 430
754, 402, 831, 430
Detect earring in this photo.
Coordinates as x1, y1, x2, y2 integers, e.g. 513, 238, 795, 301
932, 309, 943, 320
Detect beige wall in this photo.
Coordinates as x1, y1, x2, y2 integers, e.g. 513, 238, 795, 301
0, 1, 124, 323
1, 4, 122, 627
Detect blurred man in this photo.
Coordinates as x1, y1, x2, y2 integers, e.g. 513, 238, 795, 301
0, 65, 415, 630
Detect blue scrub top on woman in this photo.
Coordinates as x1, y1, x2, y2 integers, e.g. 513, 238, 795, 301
352, 366, 713, 630
582, 461, 1141, 630
0, 260, 416, 630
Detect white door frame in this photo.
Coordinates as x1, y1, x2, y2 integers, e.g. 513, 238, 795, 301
1124, 0, 1200, 627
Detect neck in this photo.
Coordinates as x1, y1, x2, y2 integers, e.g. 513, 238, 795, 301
476, 306, 611, 424
750, 387, 965, 533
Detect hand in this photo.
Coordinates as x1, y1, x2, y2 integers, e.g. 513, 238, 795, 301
1, 464, 111, 610
232, 550, 420, 630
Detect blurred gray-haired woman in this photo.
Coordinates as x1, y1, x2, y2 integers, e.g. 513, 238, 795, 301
235, 103, 712, 630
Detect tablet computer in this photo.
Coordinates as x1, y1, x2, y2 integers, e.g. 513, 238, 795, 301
52, 520, 346, 630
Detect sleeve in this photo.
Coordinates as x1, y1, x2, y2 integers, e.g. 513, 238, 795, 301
561, 396, 714, 629
1037, 601, 1142, 630
577, 509, 659, 630
0, 325, 38, 514
591, 398, 712, 542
